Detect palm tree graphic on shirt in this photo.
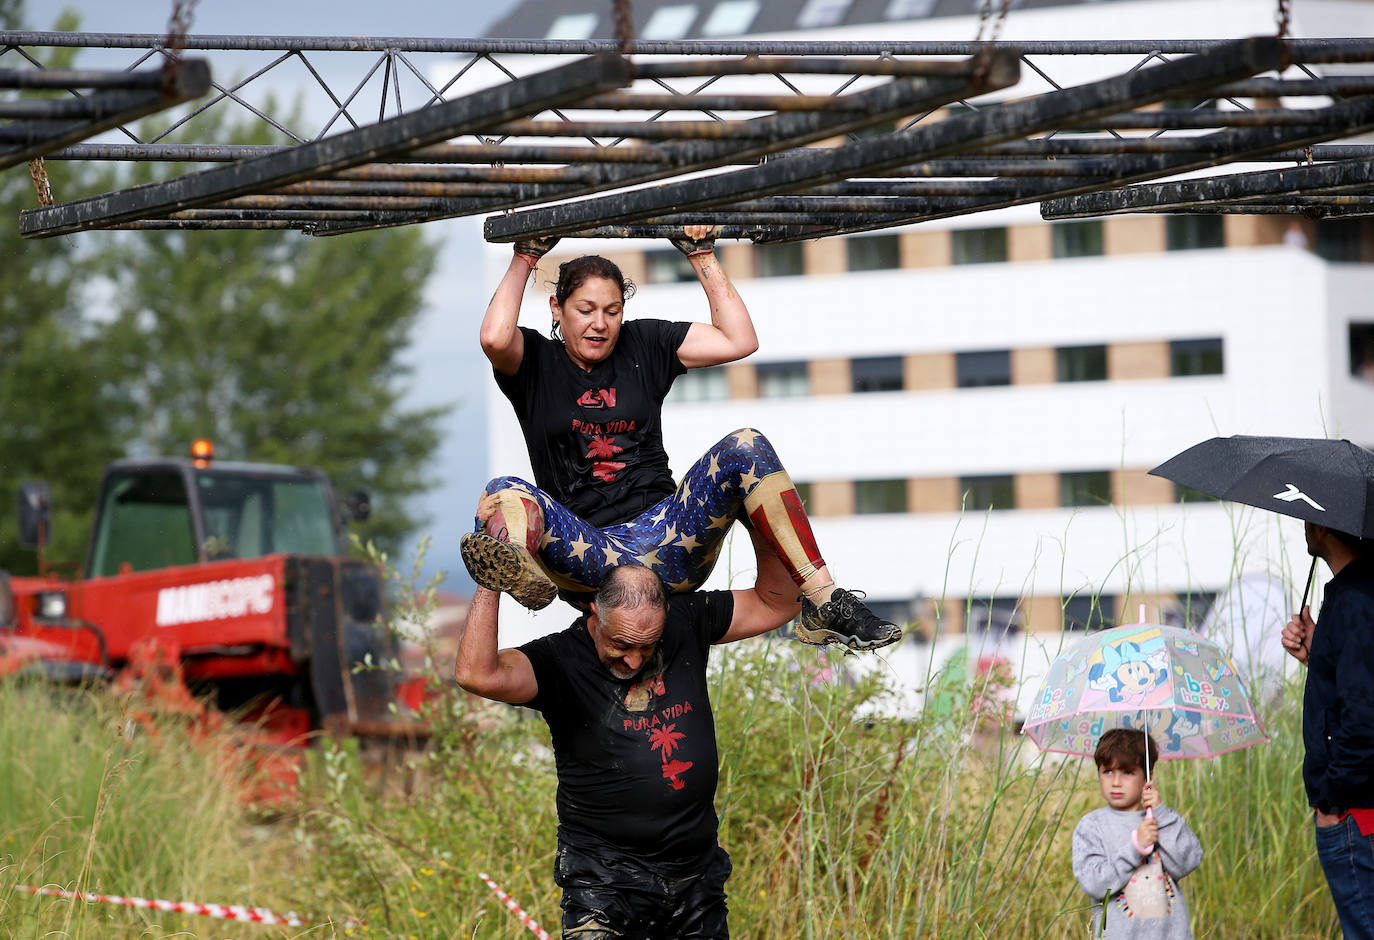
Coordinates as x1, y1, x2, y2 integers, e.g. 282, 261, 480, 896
649, 724, 691, 790
585, 434, 626, 482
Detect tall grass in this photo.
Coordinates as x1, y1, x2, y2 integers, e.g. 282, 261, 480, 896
0, 681, 299, 938
289, 637, 1338, 940
0, 640, 1338, 939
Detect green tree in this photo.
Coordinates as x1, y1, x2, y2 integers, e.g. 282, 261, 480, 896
96, 107, 447, 555
0, 6, 129, 575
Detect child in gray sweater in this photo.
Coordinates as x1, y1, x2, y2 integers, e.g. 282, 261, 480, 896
1072, 729, 1204, 939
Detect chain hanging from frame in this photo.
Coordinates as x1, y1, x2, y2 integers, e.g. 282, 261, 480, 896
612, 0, 636, 56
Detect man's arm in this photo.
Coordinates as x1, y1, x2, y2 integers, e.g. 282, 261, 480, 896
454, 587, 540, 704
717, 529, 802, 643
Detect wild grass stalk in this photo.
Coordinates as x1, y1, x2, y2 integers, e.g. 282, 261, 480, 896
0, 681, 297, 938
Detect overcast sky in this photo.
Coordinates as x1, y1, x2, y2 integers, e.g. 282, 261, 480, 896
34, 0, 528, 593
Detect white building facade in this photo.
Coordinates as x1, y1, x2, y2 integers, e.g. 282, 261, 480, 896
477, 0, 1374, 711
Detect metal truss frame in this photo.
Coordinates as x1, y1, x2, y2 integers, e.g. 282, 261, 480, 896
0, 58, 210, 170
3, 32, 1374, 240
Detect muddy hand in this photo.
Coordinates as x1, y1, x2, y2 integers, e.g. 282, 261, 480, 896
670, 224, 722, 257
514, 235, 560, 260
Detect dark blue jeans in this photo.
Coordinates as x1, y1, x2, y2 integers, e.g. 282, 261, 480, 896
554, 841, 731, 939
1315, 813, 1374, 940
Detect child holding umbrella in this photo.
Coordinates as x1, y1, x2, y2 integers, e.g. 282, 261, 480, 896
1073, 729, 1204, 938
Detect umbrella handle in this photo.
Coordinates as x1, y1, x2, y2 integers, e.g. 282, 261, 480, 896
1299, 556, 1317, 613
1298, 556, 1318, 656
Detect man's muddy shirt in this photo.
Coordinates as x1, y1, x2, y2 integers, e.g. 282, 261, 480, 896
518, 591, 732, 865
493, 321, 690, 527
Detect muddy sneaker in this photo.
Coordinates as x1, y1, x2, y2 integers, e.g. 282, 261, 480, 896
793, 588, 902, 651
460, 532, 557, 611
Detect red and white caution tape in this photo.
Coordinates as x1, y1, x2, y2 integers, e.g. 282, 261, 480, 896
17, 884, 360, 929
478, 871, 551, 940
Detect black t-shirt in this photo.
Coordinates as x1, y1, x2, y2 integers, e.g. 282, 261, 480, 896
493, 320, 691, 526
518, 591, 734, 865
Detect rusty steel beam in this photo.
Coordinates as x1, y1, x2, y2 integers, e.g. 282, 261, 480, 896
488, 119, 782, 140
775, 96, 1374, 238
211, 193, 491, 212
314, 50, 1021, 235
3, 32, 1370, 57
18, 52, 632, 238
0, 59, 210, 170
483, 37, 1284, 241
264, 178, 573, 197
42, 141, 676, 164
1041, 158, 1374, 218
576, 92, 871, 112
1085, 108, 1341, 130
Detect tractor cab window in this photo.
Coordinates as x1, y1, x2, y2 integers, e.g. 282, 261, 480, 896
196, 472, 338, 560
89, 471, 197, 577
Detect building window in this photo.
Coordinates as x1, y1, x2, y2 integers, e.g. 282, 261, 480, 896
952, 227, 1008, 265
1316, 220, 1366, 262
1056, 344, 1107, 382
702, 0, 760, 35
886, 0, 938, 17
967, 596, 1023, 639
546, 13, 598, 39
642, 4, 698, 39
1052, 220, 1104, 258
1063, 593, 1116, 631
667, 366, 728, 403
1170, 338, 1224, 376
797, 0, 853, 29
1166, 215, 1225, 251
847, 234, 900, 271
855, 478, 908, 514
1060, 470, 1112, 508
757, 360, 809, 398
1351, 323, 1374, 382
645, 249, 696, 284
1168, 590, 1216, 630
851, 355, 904, 393
755, 242, 805, 278
956, 349, 1011, 388
961, 474, 1015, 511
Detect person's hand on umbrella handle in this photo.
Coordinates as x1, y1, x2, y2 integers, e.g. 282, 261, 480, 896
1281, 606, 1315, 665
1142, 781, 1160, 812
1134, 814, 1158, 856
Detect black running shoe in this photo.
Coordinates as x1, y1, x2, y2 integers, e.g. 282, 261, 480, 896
460, 532, 557, 610
793, 587, 903, 650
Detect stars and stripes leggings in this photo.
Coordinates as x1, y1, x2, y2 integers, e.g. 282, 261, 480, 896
475, 427, 825, 603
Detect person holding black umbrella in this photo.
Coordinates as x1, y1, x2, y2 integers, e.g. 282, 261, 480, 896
1281, 523, 1374, 939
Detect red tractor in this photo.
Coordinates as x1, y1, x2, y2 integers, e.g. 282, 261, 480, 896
0, 441, 418, 783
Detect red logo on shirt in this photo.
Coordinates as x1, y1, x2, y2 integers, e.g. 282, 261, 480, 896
576, 388, 617, 409
586, 434, 626, 483
650, 724, 692, 790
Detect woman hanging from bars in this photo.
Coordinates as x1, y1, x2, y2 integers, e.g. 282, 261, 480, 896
461, 224, 901, 650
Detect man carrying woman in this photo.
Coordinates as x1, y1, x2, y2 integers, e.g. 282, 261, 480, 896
462, 225, 901, 651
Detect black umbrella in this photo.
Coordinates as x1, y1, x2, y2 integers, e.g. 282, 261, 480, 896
1150, 435, 1374, 612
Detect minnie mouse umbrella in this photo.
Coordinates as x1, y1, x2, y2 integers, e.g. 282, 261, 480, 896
1023, 619, 1268, 776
